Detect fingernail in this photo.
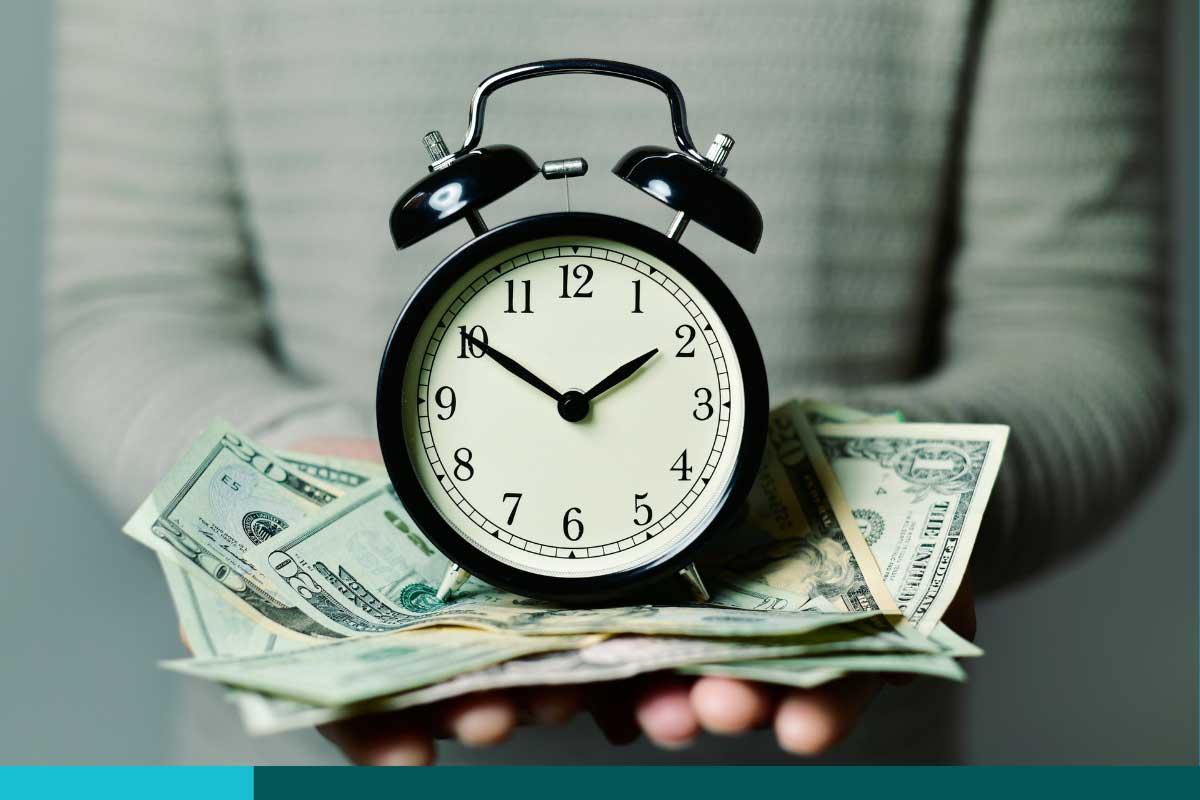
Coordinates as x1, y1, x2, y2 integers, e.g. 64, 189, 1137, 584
652, 736, 695, 751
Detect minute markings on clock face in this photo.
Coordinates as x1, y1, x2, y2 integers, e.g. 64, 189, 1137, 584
402, 236, 745, 578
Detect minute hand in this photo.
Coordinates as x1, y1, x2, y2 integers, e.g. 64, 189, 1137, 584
583, 348, 659, 401
461, 332, 562, 401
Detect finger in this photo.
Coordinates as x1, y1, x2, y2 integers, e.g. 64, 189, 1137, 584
289, 438, 383, 464
690, 677, 776, 735
437, 691, 520, 747
319, 715, 435, 766
521, 684, 583, 726
774, 676, 882, 757
586, 682, 640, 746
634, 674, 700, 750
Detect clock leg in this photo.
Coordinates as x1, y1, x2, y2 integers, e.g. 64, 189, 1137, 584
679, 563, 710, 603
436, 562, 471, 602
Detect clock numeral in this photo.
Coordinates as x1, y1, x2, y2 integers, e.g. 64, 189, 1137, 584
453, 447, 475, 481
558, 263, 594, 298
457, 325, 488, 358
504, 279, 532, 314
633, 492, 653, 526
675, 324, 697, 357
434, 386, 457, 420
670, 450, 693, 482
562, 507, 584, 541
631, 280, 644, 313
501, 492, 523, 525
692, 387, 714, 420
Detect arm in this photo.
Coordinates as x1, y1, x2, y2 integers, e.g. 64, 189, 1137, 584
40, 0, 372, 517
840, 0, 1174, 590
678, 0, 1174, 755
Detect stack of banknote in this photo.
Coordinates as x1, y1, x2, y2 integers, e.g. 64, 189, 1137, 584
122, 400, 1007, 735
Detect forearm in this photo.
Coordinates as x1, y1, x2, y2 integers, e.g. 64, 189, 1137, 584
39, 325, 373, 517
829, 324, 1175, 590
39, 0, 373, 517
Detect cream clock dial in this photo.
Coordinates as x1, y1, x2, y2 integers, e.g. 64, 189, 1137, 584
401, 234, 744, 578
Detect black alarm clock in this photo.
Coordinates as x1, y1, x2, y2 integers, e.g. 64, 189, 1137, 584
376, 59, 767, 604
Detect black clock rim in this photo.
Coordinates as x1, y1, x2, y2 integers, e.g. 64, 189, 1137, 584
376, 212, 768, 604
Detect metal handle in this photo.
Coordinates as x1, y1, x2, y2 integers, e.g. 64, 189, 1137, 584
455, 58, 710, 165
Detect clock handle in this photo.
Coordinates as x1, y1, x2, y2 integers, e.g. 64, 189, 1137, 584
452, 58, 714, 168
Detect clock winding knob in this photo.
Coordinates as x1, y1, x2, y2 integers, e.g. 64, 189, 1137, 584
421, 130, 489, 236
667, 133, 737, 242
704, 133, 735, 170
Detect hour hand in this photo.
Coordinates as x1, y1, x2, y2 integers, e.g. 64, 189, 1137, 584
583, 348, 659, 401
461, 331, 562, 402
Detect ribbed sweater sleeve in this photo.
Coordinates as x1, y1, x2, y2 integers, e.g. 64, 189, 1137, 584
840, 0, 1174, 588
39, 1, 372, 517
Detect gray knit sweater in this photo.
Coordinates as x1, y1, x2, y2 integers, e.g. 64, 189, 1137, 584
42, 0, 1172, 592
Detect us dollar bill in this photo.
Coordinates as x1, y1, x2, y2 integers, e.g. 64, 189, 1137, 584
249, 477, 888, 639
276, 451, 385, 493
157, 554, 935, 735
166, 617, 935, 709
710, 402, 901, 617
160, 555, 285, 659
123, 421, 372, 640
815, 421, 1008, 632
163, 627, 602, 706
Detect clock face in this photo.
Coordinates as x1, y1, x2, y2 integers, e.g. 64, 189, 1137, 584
396, 232, 746, 581
381, 216, 766, 597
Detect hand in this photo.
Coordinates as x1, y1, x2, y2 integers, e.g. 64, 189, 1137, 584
597, 578, 977, 756
461, 330, 562, 401
319, 686, 585, 766
583, 348, 658, 401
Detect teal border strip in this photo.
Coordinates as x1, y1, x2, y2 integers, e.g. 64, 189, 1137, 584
1, 767, 252, 800
255, 766, 1199, 798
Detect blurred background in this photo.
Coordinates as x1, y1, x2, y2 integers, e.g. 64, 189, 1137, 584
1, 1, 1195, 764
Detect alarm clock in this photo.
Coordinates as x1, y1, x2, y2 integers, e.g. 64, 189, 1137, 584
376, 59, 767, 604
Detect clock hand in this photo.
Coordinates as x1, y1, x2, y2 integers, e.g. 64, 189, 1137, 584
583, 348, 659, 401
460, 330, 563, 402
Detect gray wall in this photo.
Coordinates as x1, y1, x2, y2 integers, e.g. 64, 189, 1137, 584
0, 1, 1194, 765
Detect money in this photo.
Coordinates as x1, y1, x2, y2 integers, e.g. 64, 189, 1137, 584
248, 476, 889, 639
164, 627, 599, 706
124, 421, 357, 640
712, 401, 900, 617
133, 399, 1003, 737
197, 620, 937, 729
815, 421, 1007, 632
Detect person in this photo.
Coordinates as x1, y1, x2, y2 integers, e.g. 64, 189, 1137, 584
41, 0, 1172, 765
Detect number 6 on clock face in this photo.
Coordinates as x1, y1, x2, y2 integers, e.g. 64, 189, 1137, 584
378, 214, 767, 601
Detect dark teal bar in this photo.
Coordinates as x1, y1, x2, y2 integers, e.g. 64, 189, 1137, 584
254, 765, 1198, 799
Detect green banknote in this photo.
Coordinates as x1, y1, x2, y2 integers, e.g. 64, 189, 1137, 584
166, 617, 935, 708
248, 477, 889, 639
710, 401, 901, 617
124, 421, 370, 639
815, 420, 1007, 632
